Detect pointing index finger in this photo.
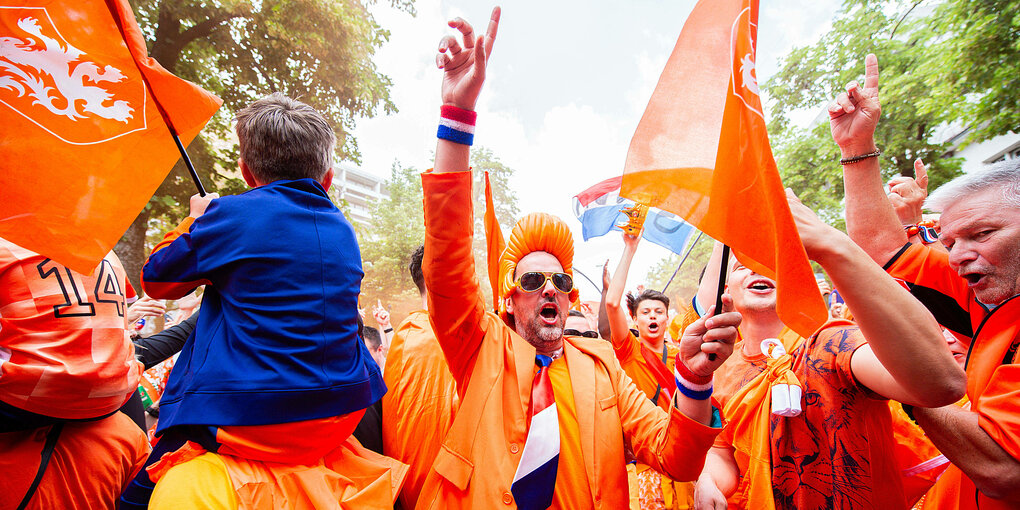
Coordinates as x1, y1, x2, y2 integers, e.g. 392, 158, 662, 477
483, 6, 501, 58
863, 53, 879, 95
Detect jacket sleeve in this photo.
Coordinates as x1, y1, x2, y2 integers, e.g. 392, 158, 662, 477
421, 171, 489, 389
614, 355, 721, 482
140, 215, 213, 299
884, 242, 975, 337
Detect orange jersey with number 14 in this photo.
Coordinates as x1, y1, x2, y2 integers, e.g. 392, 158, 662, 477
0, 238, 142, 419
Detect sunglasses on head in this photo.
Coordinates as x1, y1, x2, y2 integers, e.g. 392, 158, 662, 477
515, 271, 573, 294
564, 329, 599, 339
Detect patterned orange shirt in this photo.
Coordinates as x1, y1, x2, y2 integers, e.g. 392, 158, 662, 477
0, 238, 141, 419
717, 325, 906, 509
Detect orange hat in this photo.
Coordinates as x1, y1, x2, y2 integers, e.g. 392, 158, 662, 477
498, 213, 579, 318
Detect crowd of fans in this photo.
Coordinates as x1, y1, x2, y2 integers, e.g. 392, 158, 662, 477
1, 6, 1018, 510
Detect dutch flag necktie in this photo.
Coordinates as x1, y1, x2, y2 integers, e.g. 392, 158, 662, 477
511, 354, 560, 509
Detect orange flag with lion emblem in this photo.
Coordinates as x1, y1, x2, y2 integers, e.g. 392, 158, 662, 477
621, 0, 826, 337
0, 0, 221, 274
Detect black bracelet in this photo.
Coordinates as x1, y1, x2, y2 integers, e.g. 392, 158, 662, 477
839, 149, 882, 165
383, 327, 393, 333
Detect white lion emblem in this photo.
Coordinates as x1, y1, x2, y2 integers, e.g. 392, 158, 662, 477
740, 48, 759, 96
0, 16, 134, 122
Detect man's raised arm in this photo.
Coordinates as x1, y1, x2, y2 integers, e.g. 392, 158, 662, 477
833, 54, 909, 266
422, 7, 501, 384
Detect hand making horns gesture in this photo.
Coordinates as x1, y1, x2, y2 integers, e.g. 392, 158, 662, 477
436, 7, 501, 111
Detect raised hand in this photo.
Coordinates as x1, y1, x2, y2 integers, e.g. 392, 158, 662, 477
678, 294, 740, 376
437, 7, 501, 110
829, 54, 881, 157
887, 158, 929, 225
372, 299, 391, 329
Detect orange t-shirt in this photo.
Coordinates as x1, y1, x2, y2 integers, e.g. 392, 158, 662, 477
716, 324, 906, 509
0, 238, 141, 419
613, 331, 680, 410
547, 355, 594, 510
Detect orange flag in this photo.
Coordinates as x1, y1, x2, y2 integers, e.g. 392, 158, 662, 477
621, 0, 826, 337
0, 0, 221, 274
483, 171, 506, 312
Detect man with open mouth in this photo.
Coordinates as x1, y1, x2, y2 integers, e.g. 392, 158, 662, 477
416, 8, 744, 509
842, 56, 1020, 509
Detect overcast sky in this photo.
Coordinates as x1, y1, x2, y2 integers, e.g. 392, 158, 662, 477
351, 0, 842, 301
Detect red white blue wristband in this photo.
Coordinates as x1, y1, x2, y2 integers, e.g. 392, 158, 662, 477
674, 355, 713, 400
438, 105, 476, 146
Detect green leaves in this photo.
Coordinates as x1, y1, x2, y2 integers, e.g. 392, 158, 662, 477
763, 0, 1014, 228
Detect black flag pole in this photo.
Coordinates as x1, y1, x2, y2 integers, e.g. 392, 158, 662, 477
708, 244, 731, 361
169, 129, 207, 197
661, 230, 705, 294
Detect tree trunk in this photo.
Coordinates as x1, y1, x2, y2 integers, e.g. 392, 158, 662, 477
114, 208, 151, 295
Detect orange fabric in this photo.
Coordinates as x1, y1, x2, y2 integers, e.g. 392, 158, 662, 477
0, 238, 142, 419
381, 310, 459, 510
0, 2, 220, 274
614, 331, 680, 411
497, 212, 580, 319
420, 170, 721, 509
484, 171, 507, 312
620, 0, 827, 338
615, 334, 694, 510
214, 410, 364, 465
0, 412, 150, 510
886, 245, 1020, 510
548, 356, 594, 510
715, 322, 906, 509
149, 436, 407, 510
889, 399, 962, 507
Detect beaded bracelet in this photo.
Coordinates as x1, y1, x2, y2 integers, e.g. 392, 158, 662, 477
839, 149, 882, 165
437, 105, 476, 146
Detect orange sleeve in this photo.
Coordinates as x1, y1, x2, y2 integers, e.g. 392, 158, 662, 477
149, 217, 195, 256
421, 171, 489, 389
976, 364, 1020, 461
614, 356, 720, 482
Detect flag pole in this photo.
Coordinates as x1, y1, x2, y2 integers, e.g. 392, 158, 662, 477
572, 267, 601, 296
169, 129, 207, 196
661, 230, 705, 294
708, 244, 731, 361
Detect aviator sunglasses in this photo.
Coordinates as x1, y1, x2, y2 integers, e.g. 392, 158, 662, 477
564, 329, 599, 338
515, 271, 574, 294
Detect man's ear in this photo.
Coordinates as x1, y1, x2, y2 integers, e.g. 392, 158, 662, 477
504, 295, 515, 315
320, 167, 334, 191
240, 159, 259, 188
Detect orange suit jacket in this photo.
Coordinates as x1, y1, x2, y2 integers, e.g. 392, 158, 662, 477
417, 171, 720, 509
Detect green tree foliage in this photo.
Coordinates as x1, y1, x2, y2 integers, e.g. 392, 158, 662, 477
643, 233, 711, 306
764, 2, 990, 227
924, 0, 1020, 140
358, 147, 519, 316
115, 0, 413, 289
359, 161, 426, 302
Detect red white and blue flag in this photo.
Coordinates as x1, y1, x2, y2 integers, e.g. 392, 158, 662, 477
511, 354, 559, 509
573, 176, 697, 255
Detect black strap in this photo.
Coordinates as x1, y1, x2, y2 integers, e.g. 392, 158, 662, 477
17, 422, 64, 510
650, 344, 670, 406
